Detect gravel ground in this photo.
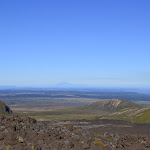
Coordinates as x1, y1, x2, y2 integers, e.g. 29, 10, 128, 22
1, 116, 150, 150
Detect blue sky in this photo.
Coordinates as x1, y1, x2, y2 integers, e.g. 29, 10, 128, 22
0, 0, 150, 87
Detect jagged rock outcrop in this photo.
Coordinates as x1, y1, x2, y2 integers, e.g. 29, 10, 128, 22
0, 100, 13, 115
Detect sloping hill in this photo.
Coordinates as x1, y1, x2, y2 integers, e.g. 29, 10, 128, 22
80, 99, 142, 113
130, 108, 150, 123
0, 100, 13, 115
107, 107, 150, 123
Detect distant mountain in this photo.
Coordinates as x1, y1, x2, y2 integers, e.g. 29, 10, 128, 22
0, 100, 13, 115
80, 99, 142, 113
55, 82, 74, 88
53, 82, 88, 88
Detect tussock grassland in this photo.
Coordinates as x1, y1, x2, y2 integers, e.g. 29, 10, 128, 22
15, 108, 107, 121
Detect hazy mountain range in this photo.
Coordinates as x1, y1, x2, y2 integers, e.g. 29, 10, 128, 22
0, 83, 150, 94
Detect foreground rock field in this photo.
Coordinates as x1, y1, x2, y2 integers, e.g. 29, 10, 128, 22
1, 116, 150, 150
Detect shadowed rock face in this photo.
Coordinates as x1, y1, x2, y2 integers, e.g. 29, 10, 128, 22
0, 100, 13, 115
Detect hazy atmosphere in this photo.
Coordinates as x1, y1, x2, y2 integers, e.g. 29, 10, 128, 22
0, 0, 150, 87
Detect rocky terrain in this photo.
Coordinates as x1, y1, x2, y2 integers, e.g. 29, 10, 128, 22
1, 99, 150, 149
1, 115, 150, 150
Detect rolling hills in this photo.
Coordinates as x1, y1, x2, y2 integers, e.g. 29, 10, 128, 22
79, 99, 142, 112
1, 97, 150, 124
14, 98, 150, 123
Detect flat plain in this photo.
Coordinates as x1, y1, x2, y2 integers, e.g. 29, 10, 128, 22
0, 88, 150, 122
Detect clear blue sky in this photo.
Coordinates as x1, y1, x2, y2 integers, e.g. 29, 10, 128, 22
0, 0, 150, 87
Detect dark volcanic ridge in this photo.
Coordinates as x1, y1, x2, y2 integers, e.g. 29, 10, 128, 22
0, 100, 13, 115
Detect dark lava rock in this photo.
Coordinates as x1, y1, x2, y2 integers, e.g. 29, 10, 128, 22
1, 116, 150, 150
